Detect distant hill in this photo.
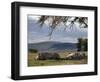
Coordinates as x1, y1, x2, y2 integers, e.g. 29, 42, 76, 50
28, 41, 77, 52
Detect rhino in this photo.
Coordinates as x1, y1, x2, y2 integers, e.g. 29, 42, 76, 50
35, 52, 60, 60
65, 52, 86, 60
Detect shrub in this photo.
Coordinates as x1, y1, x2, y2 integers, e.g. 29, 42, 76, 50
29, 49, 38, 53
77, 38, 88, 51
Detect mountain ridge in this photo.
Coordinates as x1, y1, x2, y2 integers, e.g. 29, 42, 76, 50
28, 41, 77, 52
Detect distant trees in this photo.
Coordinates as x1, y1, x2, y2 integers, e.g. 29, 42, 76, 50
29, 49, 38, 53
77, 38, 87, 51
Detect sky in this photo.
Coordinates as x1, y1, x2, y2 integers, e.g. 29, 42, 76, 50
28, 15, 88, 43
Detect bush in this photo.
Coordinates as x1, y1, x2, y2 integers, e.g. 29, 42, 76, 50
29, 49, 38, 53
77, 38, 88, 51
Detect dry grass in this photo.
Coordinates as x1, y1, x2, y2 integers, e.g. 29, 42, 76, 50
28, 51, 87, 67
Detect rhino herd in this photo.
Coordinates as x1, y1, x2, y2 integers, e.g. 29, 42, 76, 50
35, 52, 86, 60
35, 52, 60, 60
65, 52, 86, 60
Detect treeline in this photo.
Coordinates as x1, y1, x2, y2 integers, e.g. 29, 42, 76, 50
77, 38, 88, 51
29, 49, 38, 53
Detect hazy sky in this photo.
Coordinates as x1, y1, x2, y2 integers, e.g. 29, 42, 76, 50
28, 15, 88, 43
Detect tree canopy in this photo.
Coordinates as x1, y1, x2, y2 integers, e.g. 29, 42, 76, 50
37, 16, 88, 36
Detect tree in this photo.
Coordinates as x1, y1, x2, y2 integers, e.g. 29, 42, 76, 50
29, 49, 38, 53
37, 16, 88, 36
77, 38, 88, 51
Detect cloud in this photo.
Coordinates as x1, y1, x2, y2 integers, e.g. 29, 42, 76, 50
28, 36, 50, 43
28, 15, 40, 21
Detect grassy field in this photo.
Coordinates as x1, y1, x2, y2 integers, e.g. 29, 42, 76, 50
28, 51, 87, 67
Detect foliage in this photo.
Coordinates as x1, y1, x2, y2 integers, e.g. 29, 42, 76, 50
29, 49, 38, 53
77, 38, 88, 51
38, 16, 88, 36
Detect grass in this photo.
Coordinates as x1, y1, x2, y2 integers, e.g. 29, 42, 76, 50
28, 51, 87, 67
